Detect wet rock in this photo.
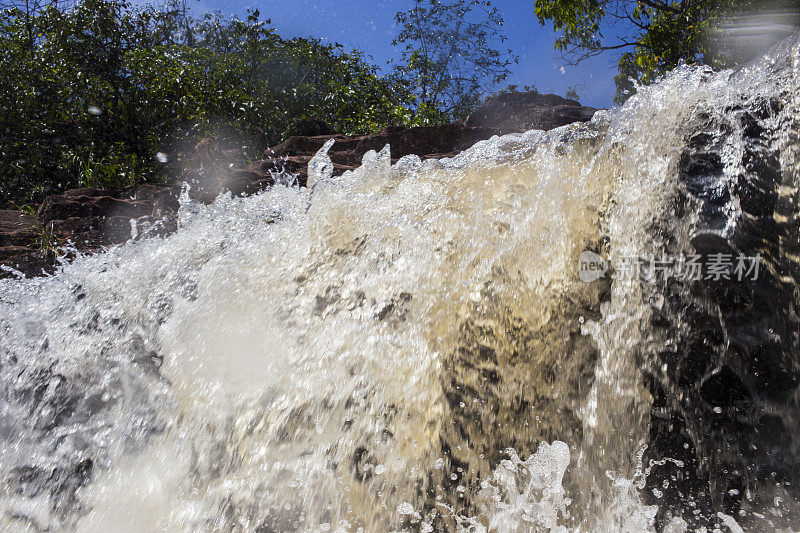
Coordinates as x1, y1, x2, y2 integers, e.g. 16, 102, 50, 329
0, 210, 38, 247
39, 189, 152, 221
265, 123, 500, 187
464, 92, 597, 134
40, 186, 179, 250
0, 247, 56, 278
0, 210, 57, 278
643, 84, 800, 529
0, 185, 184, 278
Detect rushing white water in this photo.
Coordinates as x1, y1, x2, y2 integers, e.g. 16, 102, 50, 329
1, 38, 799, 532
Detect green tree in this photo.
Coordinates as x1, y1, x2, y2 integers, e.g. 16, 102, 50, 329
0, 0, 416, 207
534, 0, 799, 103
392, 0, 517, 122
565, 85, 581, 100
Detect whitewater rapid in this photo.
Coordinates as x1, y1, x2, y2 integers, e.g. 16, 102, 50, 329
1, 37, 799, 532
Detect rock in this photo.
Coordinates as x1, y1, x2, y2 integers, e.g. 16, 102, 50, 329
37, 185, 180, 249
0, 210, 38, 248
643, 91, 800, 528
0, 247, 56, 278
0, 210, 54, 278
38, 189, 158, 221
0, 185, 182, 278
270, 123, 498, 164
266, 123, 499, 186
464, 92, 597, 134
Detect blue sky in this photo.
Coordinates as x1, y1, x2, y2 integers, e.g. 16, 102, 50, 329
187, 0, 621, 108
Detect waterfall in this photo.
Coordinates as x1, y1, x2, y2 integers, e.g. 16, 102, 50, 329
1, 36, 799, 533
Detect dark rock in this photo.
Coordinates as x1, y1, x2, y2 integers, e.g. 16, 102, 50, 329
38, 190, 156, 222
464, 92, 597, 134
643, 83, 800, 529
266, 123, 500, 186
0, 210, 56, 278
0, 246, 56, 278
0, 184, 183, 278
0, 210, 38, 248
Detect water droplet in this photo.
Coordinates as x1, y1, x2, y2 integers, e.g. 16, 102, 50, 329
397, 502, 414, 515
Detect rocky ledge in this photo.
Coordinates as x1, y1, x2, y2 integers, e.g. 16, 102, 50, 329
0, 92, 597, 278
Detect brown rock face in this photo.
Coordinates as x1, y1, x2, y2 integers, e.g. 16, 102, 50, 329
0, 186, 180, 278
464, 92, 597, 134
0, 210, 54, 277
265, 123, 500, 186
0, 209, 39, 248
37, 185, 180, 249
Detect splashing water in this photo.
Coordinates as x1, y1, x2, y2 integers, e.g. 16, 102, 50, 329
2, 37, 800, 533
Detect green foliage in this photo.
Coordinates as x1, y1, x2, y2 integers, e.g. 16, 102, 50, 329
564, 85, 581, 100
534, 0, 796, 103
7, 200, 60, 254
0, 0, 415, 207
392, 0, 517, 121
27, 220, 60, 256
